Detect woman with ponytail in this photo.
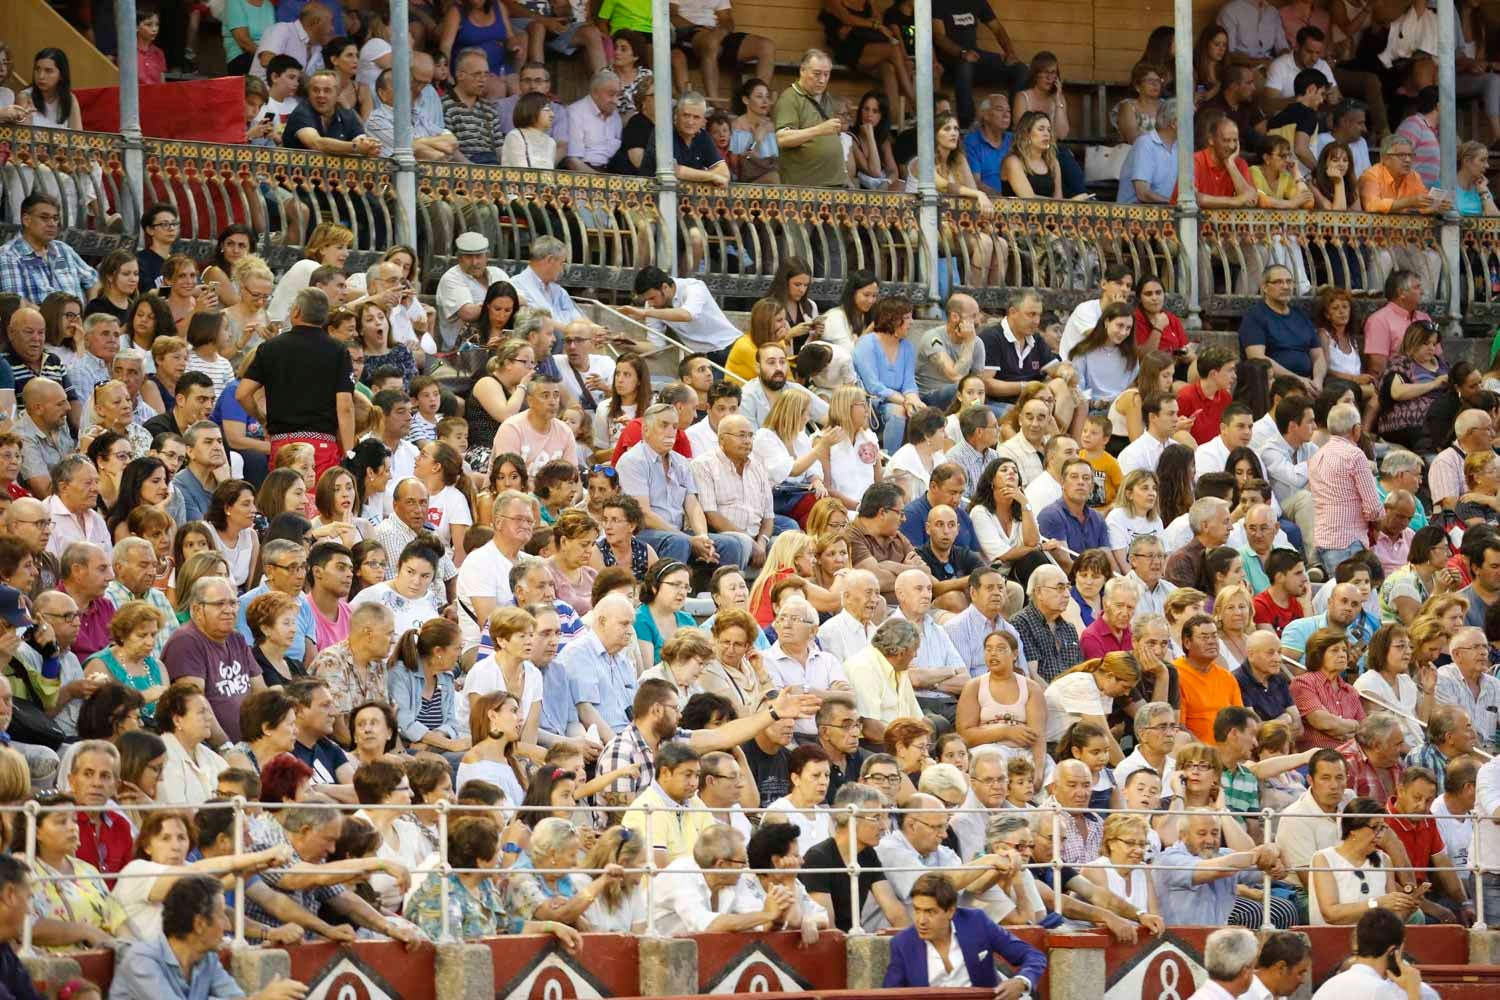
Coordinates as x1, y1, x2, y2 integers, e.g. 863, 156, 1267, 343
385, 618, 470, 754
1042, 651, 1141, 763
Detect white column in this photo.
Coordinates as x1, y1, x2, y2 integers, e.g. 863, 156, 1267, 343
915, 0, 940, 302
652, 0, 679, 275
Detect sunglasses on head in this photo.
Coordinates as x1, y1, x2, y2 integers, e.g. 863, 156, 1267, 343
591, 465, 618, 479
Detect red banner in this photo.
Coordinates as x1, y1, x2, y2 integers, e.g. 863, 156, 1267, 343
74, 76, 245, 144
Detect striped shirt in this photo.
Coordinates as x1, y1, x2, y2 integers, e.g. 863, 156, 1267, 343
0, 235, 97, 306
442, 92, 501, 160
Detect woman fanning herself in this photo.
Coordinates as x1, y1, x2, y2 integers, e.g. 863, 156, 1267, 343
956, 631, 1047, 775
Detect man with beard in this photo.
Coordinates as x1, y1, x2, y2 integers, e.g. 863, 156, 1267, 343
1154, 811, 1287, 925
738, 342, 829, 429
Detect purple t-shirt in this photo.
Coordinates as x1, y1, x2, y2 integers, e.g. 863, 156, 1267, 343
161, 622, 261, 742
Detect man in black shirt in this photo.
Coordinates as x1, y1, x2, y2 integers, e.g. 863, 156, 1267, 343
137, 202, 179, 292
1267, 68, 1327, 171
0, 854, 44, 1000
1201, 65, 1268, 155
931, 0, 1028, 129
611, 78, 657, 176
237, 287, 355, 483
808, 693, 866, 804
672, 93, 730, 188
799, 783, 908, 931
741, 711, 795, 805
283, 69, 381, 156
143, 370, 217, 441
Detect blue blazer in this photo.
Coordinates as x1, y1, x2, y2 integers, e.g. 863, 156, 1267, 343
883, 907, 1048, 989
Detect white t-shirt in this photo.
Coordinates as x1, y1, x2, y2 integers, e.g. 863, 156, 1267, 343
454, 654, 542, 733
752, 428, 815, 485
1105, 509, 1166, 551
113, 859, 172, 942
887, 443, 946, 494
1352, 669, 1422, 748
1044, 672, 1112, 742
1265, 52, 1336, 98
584, 882, 646, 932
350, 582, 441, 635
455, 542, 515, 649
826, 429, 880, 499
672, 0, 729, 28
358, 37, 392, 92
424, 483, 473, 547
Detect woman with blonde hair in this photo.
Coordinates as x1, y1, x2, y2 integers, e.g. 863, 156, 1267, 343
1417, 592, 1469, 638
1043, 652, 1141, 763
752, 389, 829, 527
747, 531, 839, 624
1105, 470, 1164, 574
1213, 584, 1256, 672
267, 221, 354, 324
1002, 111, 1066, 199
220, 255, 273, 365
1408, 614, 1448, 675
811, 532, 851, 600
1080, 813, 1160, 915
580, 825, 648, 932
804, 497, 851, 538
822, 386, 882, 509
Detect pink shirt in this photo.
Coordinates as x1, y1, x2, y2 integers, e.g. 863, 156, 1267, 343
492, 413, 578, 474
1279, 3, 1330, 47
1371, 525, 1414, 574
309, 598, 351, 651
1307, 435, 1383, 549
1362, 301, 1433, 360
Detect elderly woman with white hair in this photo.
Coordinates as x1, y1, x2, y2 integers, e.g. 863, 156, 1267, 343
507, 817, 627, 930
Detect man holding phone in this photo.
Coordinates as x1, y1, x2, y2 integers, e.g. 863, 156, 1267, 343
1310, 908, 1435, 1000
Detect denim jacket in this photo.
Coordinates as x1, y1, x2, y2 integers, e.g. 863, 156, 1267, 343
385, 664, 460, 744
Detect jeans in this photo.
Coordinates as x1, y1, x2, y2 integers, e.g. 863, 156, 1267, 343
1315, 540, 1367, 577
920, 385, 958, 409
772, 515, 800, 535
877, 401, 908, 453
638, 528, 750, 569
947, 53, 1029, 129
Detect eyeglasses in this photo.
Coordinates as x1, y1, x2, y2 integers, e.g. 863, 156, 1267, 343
196, 599, 238, 610
40, 611, 80, 623
864, 772, 900, 785
564, 337, 593, 346
151, 220, 181, 229
910, 816, 949, 833
271, 562, 308, 573
819, 720, 861, 732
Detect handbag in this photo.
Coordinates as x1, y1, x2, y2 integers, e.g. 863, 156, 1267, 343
5, 664, 64, 752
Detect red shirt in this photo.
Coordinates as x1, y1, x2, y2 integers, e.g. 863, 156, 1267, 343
138, 44, 166, 86
1385, 795, 1445, 870
76, 809, 134, 880
1177, 382, 1230, 445
1134, 307, 1188, 352
1292, 673, 1366, 750
609, 420, 692, 465
1080, 618, 1131, 659
1252, 590, 1301, 633
1193, 148, 1254, 198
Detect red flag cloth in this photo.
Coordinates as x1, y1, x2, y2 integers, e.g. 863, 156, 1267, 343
74, 76, 245, 144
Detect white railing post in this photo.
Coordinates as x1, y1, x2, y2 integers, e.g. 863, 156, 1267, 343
21, 802, 36, 956
1475, 808, 1487, 930
1172, 0, 1201, 328
115, 0, 145, 226
232, 797, 247, 946
846, 803, 864, 936
650, 0, 678, 274
1260, 808, 1273, 930
389, 0, 417, 246
437, 800, 452, 944
1050, 810, 1064, 914
914, 0, 940, 303
1437, 0, 1462, 327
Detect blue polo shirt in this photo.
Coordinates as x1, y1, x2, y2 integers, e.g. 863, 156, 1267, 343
1233, 664, 1294, 723
1117, 130, 1178, 204
963, 127, 1012, 191
1036, 498, 1110, 555
1238, 301, 1319, 378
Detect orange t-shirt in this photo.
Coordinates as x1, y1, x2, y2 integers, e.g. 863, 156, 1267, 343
1174, 657, 1245, 743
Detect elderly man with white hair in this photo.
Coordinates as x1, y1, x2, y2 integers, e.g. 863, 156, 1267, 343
564, 68, 623, 173
558, 593, 639, 744
763, 597, 850, 737
889, 569, 969, 719
1430, 408, 1496, 512
1436, 627, 1500, 747
1011, 565, 1083, 684
816, 569, 883, 664
1165, 496, 1232, 590
104, 537, 177, 657
1154, 810, 1288, 926
691, 413, 783, 567
508, 236, 584, 326
952, 750, 1010, 861
1308, 402, 1384, 576
652, 823, 793, 935
845, 617, 925, 743
1186, 928, 1262, 1000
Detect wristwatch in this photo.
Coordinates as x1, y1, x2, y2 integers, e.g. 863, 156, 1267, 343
1368, 897, 1379, 909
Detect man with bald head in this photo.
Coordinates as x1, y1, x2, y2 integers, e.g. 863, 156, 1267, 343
1281, 581, 1370, 664
916, 293, 986, 408
2, 498, 57, 596
1238, 502, 1282, 593
1372, 489, 1417, 574
1047, 759, 1105, 863
877, 792, 1011, 912
889, 568, 968, 721
559, 593, 639, 744
7, 309, 79, 418
1235, 630, 1301, 738
366, 56, 459, 160
915, 502, 981, 614
817, 568, 884, 664
14, 377, 74, 497
1154, 810, 1286, 925
691, 412, 784, 568
0, 192, 97, 306
554, 320, 615, 409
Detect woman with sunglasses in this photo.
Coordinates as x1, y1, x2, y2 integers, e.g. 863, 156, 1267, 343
635, 561, 694, 668
1308, 797, 1423, 925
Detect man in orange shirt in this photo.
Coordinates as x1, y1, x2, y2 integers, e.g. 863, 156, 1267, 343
1174, 613, 1245, 743
1358, 134, 1445, 214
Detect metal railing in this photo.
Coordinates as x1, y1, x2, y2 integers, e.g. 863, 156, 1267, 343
1, 124, 1485, 320
7, 796, 1491, 958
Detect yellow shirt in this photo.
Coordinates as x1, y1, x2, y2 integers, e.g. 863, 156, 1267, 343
844, 646, 922, 723
724, 334, 759, 383
621, 784, 717, 862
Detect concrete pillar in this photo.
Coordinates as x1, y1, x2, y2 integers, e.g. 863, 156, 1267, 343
231, 947, 291, 994
650, 0, 678, 275
1469, 926, 1500, 963
847, 933, 892, 990
1047, 941, 1107, 1000
638, 937, 697, 997
22, 954, 80, 998
913, 0, 939, 304
435, 942, 494, 1000
1172, 0, 1201, 328
389, 0, 417, 247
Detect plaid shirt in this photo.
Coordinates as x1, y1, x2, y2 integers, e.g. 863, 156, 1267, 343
597, 722, 692, 802
0, 235, 97, 305
1307, 435, 1383, 549
1011, 606, 1083, 683
244, 839, 345, 934
1405, 741, 1450, 792
1338, 737, 1403, 803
